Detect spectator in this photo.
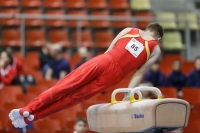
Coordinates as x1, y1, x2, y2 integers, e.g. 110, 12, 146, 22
75, 47, 90, 69
6, 47, 24, 76
45, 45, 70, 80
187, 56, 200, 87
166, 60, 186, 98
74, 118, 87, 133
144, 61, 165, 87
39, 43, 52, 74
0, 50, 17, 89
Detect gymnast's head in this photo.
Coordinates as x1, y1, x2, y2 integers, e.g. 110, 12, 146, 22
145, 22, 164, 41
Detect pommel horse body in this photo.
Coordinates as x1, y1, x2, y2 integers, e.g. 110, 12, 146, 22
87, 87, 190, 133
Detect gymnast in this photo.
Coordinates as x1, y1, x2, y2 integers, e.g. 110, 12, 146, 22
9, 22, 164, 128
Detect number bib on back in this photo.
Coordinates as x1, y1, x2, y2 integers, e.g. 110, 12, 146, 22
125, 38, 144, 58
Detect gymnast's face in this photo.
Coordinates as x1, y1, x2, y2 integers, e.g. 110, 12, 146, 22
74, 121, 86, 133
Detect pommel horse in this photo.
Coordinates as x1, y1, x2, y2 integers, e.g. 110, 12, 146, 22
87, 87, 190, 133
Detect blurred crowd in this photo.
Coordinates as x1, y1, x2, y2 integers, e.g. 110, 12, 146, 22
0, 43, 91, 91
143, 56, 200, 98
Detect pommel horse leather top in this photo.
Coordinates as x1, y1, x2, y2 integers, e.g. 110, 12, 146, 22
87, 87, 190, 133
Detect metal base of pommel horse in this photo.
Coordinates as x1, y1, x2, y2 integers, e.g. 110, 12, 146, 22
86, 87, 190, 133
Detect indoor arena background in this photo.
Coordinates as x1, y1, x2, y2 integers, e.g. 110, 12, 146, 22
0, 0, 200, 133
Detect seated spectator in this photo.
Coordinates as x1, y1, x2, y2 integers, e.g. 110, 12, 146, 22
45, 45, 70, 80
0, 50, 17, 89
6, 47, 24, 76
74, 118, 87, 133
75, 47, 90, 69
187, 56, 200, 87
144, 61, 165, 87
39, 43, 52, 74
166, 60, 186, 98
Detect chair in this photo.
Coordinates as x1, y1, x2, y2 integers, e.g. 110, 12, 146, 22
81, 95, 100, 109
70, 52, 81, 69
184, 120, 200, 133
26, 29, 45, 47
177, 13, 198, 30
56, 130, 73, 133
72, 30, 94, 48
0, 0, 19, 8
134, 12, 153, 29
0, 86, 23, 103
66, 120, 75, 130
29, 70, 43, 83
49, 111, 70, 128
48, 30, 71, 47
26, 52, 40, 70
0, 110, 13, 129
16, 93, 37, 105
97, 87, 124, 102
14, 52, 24, 60
76, 111, 87, 118
182, 61, 194, 75
3, 102, 25, 112
162, 32, 185, 51
38, 79, 58, 88
87, 0, 107, 9
43, 0, 64, 9
33, 119, 61, 133
90, 10, 111, 28
0, 9, 20, 27
160, 62, 172, 76
112, 11, 132, 28
95, 30, 114, 48
0, 130, 20, 133
165, 54, 184, 63
23, 9, 44, 27
65, 0, 86, 9
156, 12, 177, 30
45, 10, 67, 27
20, 0, 42, 8
182, 88, 200, 104
159, 87, 177, 98
26, 130, 42, 133
130, 0, 151, 11
68, 10, 88, 27
109, 0, 129, 10
2, 29, 21, 46
27, 85, 49, 96
86, 130, 98, 133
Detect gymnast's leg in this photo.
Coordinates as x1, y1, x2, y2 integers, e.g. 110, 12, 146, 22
9, 58, 101, 124
11, 74, 108, 128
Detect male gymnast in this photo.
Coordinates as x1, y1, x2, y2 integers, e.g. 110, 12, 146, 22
9, 22, 164, 128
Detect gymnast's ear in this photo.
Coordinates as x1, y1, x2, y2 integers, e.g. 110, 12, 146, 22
157, 37, 161, 41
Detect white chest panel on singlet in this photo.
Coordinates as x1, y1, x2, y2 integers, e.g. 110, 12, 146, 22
125, 38, 144, 58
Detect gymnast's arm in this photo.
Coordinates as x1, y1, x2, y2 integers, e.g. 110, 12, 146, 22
105, 27, 132, 53
124, 45, 161, 98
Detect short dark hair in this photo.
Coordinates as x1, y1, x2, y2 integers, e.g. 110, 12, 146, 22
146, 22, 164, 39
75, 117, 86, 124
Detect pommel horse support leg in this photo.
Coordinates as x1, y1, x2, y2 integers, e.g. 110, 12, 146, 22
87, 87, 190, 133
